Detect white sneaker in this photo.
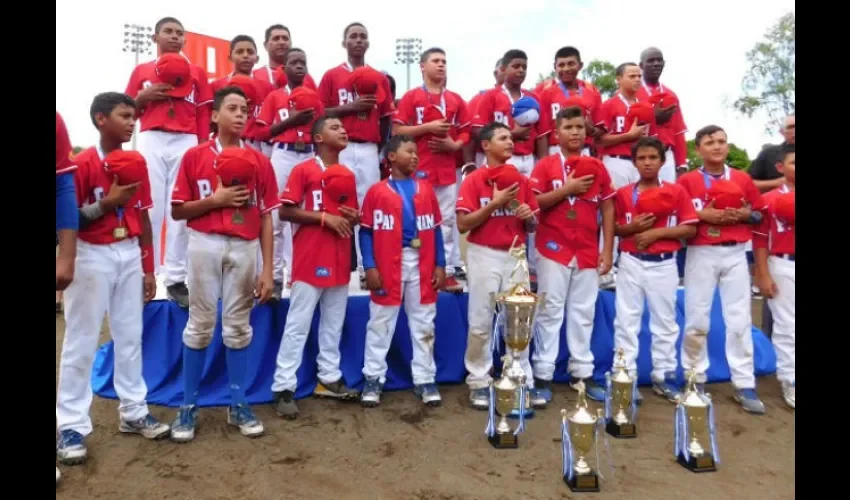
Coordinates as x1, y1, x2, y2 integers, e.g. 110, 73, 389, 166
782, 382, 795, 409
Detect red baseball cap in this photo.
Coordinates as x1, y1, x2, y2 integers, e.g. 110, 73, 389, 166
635, 184, 678, 219
422, 104, 445, 123
103, 150, 148, 207
347, 66, 387, 103
288, 86, 321, 111
773, 190, 795, 224
214, 148, 257, 191
227, 75, 258, 105
155, 53, 193, 98
627, 101, 655, 126
488, 164, 527, 204
322, 165, 357, 215
648, 91, 679, 108
566, 156, 605, 200
707, 179, 745, 209
561, 95, 589, 114
273, 67, 288, 89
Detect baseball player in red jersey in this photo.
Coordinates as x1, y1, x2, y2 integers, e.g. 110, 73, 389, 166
469, 58, 506, 167
57, 93, 170, 468
611, 137, 698, 403
753, 146, 795, 409
456, 122, 538, 409
535, 47, 603, 159
637, 47, 688, 182
359, 135, 447, 407
272, 116, 361, 419
394, 47, 470, 292
168, 87, 278, 442
678, 125, 767, 414
211, 35, 274, 155
528, 107, 615, 406
256, 48, 325, 297
124, 17, 214, 308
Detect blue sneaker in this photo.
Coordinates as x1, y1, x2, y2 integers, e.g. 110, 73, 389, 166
652, 379, 682, 403
571, 378, 606, 402
56, 429, 87, 465
170, 405, 198, 443
414, 383, 442, 407
361, 377, 383, 408
227, 404, 265, 438
119, 414, 170, 440
469, 388, 489, 410
530, 378, 552, 409
733, 388, 766, 415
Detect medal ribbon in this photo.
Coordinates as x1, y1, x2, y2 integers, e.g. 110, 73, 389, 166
558, 152, 577, 207
558, 81, 584, 99
390, 179, 419, 244
500, 84, 524, 105
699, 165, 730, 191
617, 93, 635, 113
641, 79, 665, 95
631, 180, 663, 206
422, 84, 447, 114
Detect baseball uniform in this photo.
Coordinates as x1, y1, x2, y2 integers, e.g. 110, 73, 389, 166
636, 81, 688, 182
253, 66, 318, 156
211, 74, 274, 154
472, 86, 540, 176
56, 112, 76, 175
753, 185, 795, 387
537, 80, 602, 156
467, 89, 489, 168
678, 165, 765, 388
395, 86, 470, 279
457, 167, 539, 391
56, 112, 79, 231
272, 157, 355, 395
359, 178, 444, 397
125, 56, 213, 286
611, 181, 698, 381
595, 94, 658, 189
57, 146, 155, 440
529, 153, 615, 382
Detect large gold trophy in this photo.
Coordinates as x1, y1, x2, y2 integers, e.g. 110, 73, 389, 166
486, 355, 521, 448
561, 381, 604, 492
604, 349, 637, 438
674, 369, 719, 472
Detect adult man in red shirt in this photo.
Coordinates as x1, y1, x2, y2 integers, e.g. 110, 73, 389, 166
253, 24, 317, 90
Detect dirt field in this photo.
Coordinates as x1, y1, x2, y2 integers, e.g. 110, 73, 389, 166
55, 304, 793, 500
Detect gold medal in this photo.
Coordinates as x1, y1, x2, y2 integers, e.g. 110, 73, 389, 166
707, 227, 721, 238
232, 211, 244, 225
410, 238, 421, 249
508, 199, 520, 211
113, 227, 127, 240
168, 106, 176, 119
566, 209, 577, 220
294, 140, 307, 152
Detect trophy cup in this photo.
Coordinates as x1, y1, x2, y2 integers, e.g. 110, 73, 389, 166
674, 370, 719, 473
561, 381, 604, 492
605, 349, 637, 438
486, 354, 520, 449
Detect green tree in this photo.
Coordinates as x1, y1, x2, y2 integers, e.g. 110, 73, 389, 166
582, 60, 617, 98
72, 146, 84, 155
686, 140, 752, 171
733, 12, 795, 132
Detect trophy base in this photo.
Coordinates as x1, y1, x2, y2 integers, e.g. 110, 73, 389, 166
606, 420, 637, 438
488, 432, 518, 449
564, 472, 600, 492
677, 453, 717, 473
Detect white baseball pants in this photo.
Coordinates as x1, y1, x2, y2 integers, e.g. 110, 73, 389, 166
182, 230, 258, 350
613, 253, 680, 381
435, 184, 461, 275
464, 243, 534, 390
532, 255, 599, 381
272, 281, 349, 392
659, 149, 676, 183
270, 147, 314, 284
682, 244, 755, 388
137, 130, 197, 286
474, 152, 486, 168
510, 153, 537, 275
57, 239, 149, 437
602, 155, 640, 268
767, 256, 795, 385
363, 248, 438, 385
340, 141, 380, 268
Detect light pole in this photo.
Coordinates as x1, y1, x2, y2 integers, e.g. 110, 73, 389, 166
395, 38, 422, 92
123, 23, 153, 150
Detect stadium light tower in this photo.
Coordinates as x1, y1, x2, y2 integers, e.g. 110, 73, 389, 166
123, 23, 153, 150
395, 38, 422, 91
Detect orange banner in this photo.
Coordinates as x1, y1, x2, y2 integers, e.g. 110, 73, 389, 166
182, 32, 232, 80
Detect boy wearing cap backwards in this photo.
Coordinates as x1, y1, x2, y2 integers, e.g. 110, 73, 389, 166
359, 135, 447, 407
272, 115, 361, 419
528, 106, 614, 406
611, 136, 698, 403
125, 16, 214, 308
456, 122, 538, 409
753, 146, 795, 409
167, 87, 278, 442
257, 48, 325, 298
56, 92, 169, 466
678, 125, 767, 414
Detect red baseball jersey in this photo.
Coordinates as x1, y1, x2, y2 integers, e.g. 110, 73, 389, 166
211, 74, 274, 141
456, 167, 539, 251
72, 147, 153, 245
360, 179, 442, 306
538, 80, 602, 148
636, 82, 688, 166
529, 154, 615, 269
677, 166, 765, 246
394, 87, 471, 186
281, 158, 355, 288
595, 93, 658, 157
252, 65, 318, 91
614, 181, 698, 255
467, 90, 489, 156
125, 59, 214, 140
171, 141, 280, 241
256, 86, 325, 144
317, 63, 394, 144
753, 185, 795, 255
56, 112, 76, 175
472, 86, 539, 156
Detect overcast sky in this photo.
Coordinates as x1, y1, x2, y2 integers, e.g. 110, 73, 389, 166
56, 0, 795, 157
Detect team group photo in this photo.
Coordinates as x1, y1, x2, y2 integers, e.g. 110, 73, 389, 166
54, 2, 795, 498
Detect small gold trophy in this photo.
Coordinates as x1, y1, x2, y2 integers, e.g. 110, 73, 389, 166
674, 370, 719, 473
486, 354, 520, 449
604, 349, 637, 438
561, 380, 604, 492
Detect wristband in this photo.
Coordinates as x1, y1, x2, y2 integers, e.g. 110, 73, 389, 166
141, 244, 155, 274
321, 212, 326, 228
748, 210, 763, 225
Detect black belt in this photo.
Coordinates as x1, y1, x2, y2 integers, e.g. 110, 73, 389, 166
276, 142, 314, 153
607, 154, 631, 161
348, 139, 371, 144
774, 253, 795, 261
711, 241, 740, 247
627, 252, 674, 262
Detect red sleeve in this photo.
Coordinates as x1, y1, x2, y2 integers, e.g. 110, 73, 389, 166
613, 189, 628, 226
456, 175, 480, 213
55, 113, 76, 174
140, 173, 154, 210
125, 66, 142, 99
73, 163, 89, 206
258, 158, 281, 214
257, 91, 278, 126
281, 165, 304, 205
588, 88, 603, 115
676, 174, 695, 198
524, 178, 539, 212
676, 185, 699, 224
594, 100, 610, 130
195, 74, 213, 142
317, 71, 336, 108
472, 92, 494, 128
536, 90, 554, 137
394, 92, 416, 125
455, 98, 471, 144
529, 159, 550, 194
598, 166, 616, 200
171, 151, 194, 204
360, 186, 376, 228
379, 75, 395, 117
743, 175, 766, 211
752, 195, 771, 243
